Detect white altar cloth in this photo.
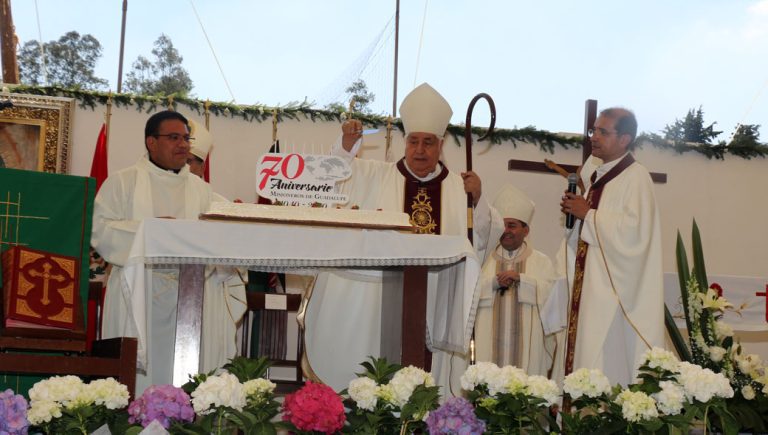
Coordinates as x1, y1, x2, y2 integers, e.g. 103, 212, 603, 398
119, 218, 481, 371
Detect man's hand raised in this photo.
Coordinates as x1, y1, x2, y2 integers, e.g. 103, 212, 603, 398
341, 119, 363, 152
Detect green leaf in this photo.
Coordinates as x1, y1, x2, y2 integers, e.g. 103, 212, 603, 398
246, 421, 278, 435
691, 219, 709, 291
676, 230, 694, 337
356, 356, 401, 384
223, 356, 273, 381
665, 303, 691, 362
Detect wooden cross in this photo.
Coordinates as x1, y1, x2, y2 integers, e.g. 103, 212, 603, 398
757, 284, 768, 323
508, 100, 667, 184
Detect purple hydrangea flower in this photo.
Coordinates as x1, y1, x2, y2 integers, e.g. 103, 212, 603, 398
0, 389, 30, 435
426, 396, 485, 435
127, 384, 195, 428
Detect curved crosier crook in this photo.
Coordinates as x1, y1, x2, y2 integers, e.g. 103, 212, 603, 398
464, 93, 497, 172
464, 93, 496, 244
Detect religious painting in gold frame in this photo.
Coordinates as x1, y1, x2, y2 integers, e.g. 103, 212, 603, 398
0, 93, 74, 174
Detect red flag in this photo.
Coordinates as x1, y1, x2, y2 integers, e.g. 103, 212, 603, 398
90, 124, 109, 192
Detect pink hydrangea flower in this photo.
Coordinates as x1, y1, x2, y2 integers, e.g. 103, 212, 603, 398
281, 381, 345, 433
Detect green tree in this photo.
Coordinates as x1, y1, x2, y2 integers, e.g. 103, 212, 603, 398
17, 31, 108, 90
124, 34, 193, 96
662, 106, 721, 144
325, 79, 376, 113
727, 124, 766, 159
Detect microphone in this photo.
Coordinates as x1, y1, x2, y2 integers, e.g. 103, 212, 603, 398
565, 173, 578, 229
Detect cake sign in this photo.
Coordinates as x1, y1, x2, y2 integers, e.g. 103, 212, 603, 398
256, 153, 351, 206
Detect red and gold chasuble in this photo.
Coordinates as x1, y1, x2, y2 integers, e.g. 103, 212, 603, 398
564, 154, 635, 378
397, 159, 449, 235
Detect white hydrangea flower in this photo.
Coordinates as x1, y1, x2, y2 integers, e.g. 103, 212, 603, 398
460, 361, 500, 391
26, 400, 62, 425
615, 390, 658, 422
243, 378, 276, 398
88, 378, 129, 409
524, 375, 559, 407
191, 372, 247, 414
676, 362, 734, 402
384, 366, 434, 407
348, 377, 379, 411
652, 381, 685, 415
563, 368, 612, 399
488, 365, 528, 396
741, 385, 756, 400
713, 321, 734, 340
709, 346, 727, 363
641, 347, 680, 372
29, 375, 85, 409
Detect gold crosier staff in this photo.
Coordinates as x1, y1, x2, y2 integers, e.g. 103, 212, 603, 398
204, 100, 211, 130
385, 116, 393, 162
105, 93, 113, 150
272, 108, 278, 145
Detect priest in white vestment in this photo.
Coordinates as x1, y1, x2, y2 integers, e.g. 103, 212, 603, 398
186, 120, 248, 373
475, 185, 558, 377
559, 107, 664, 387
305, 83, 503, 395
92, 111, 217, 393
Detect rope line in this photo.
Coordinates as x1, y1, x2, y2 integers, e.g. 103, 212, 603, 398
726, 76, 768, 146
412, 0, 429, 89
188, 0, 237, 103
33, 0, 48, 84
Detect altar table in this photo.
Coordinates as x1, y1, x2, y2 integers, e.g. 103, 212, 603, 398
119, 218, 481, 385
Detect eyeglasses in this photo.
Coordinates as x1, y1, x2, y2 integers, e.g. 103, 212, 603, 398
587, 127, 619, 138
153, 133, 194, 143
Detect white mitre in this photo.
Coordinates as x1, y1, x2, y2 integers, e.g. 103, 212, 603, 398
188, 119, 213, 160
493, 184, 535, 225
399, 82, 453, 136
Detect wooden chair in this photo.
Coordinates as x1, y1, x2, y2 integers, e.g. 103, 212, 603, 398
243, 292, 305, 394
0, 281, 137, 398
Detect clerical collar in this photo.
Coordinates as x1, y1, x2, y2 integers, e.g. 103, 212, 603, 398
402, 161, 443, 182
500, 241, 526, 260
149, 156, 182, 174
594, 152, 629, 182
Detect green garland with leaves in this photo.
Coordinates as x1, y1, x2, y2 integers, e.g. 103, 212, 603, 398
4, 85, 767, 159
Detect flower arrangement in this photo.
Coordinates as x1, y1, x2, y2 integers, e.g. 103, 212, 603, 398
27, 375, 129, 434
0, 388, 30, 434
460, 361, 558, 434
281, 381, 345, 434
114, 355, 281, 434
182, 356, 280, 434
561, 348, 736, 434
674, 220, 768, 432
342, 357, 440, 435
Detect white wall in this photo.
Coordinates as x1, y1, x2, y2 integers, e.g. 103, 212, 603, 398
68, 102, 768, 277
67, 101, 768, 359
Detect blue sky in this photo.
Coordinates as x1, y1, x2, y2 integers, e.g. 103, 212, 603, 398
9, 0, 768, 139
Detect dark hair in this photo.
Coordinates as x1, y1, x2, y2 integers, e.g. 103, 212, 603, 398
144, 110, 189, 139
600, 107, 637, 148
